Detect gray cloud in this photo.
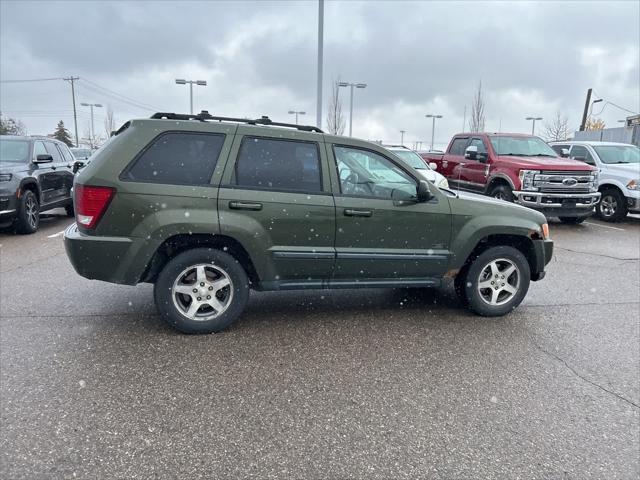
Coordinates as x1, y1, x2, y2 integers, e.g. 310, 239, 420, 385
1, 0, 638, 147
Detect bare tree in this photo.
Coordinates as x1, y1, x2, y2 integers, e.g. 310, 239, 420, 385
104, 105, 115, 138
326, 78, 345, 135
542, 111, 571, 141
468, 81, 486, 133
82, 123, 105, 150
0, 112, 26, 135
585, 117, 606, 131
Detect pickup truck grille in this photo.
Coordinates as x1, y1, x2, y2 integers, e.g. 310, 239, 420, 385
534, 170, 594, 193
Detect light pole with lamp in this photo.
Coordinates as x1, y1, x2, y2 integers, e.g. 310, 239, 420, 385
525, 116, 543, 135
175, 79, 207, 114
338, 81, 367, 137
288, 110, 306, 125
425, 114, 442, 151
80, 102, 102, 148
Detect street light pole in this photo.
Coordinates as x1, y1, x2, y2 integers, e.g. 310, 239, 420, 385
338, 81, 367, 137
400, 130, 405, 145
80, 102, 103, 148
425, 114, 443, 150
316, 0, 324, 129
525, 116, 543, 135
175, 79, 207, 114
288, 110, 306, 125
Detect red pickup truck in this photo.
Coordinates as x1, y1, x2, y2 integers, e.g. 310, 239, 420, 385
422, 133, 601, 223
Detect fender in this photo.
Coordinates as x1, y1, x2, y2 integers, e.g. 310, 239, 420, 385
485, 173, 516, 193
17, 178, 42, 201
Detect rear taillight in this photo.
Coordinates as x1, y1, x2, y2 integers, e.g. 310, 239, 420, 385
74, 184, 115, 229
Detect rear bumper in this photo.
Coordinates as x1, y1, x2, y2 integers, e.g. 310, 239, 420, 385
63, 223, 158, 285
513, 191, 600, 218
531, 239, 553, 281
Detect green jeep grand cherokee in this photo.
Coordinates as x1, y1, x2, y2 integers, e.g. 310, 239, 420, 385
64, 112, 553, 334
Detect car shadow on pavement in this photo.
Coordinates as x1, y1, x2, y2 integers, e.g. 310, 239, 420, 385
0, 211, 72, 236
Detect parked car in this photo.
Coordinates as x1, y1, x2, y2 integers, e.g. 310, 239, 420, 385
549, 141, 640, 221
64, 111, 553, 334
70, 147, 93, 161
383, 145, 449, 189
422, 133, 601, 224
0, 135, 76, 233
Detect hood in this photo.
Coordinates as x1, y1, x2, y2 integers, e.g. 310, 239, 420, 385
496, 155, 594, 171
0, 162, 29, 174
415, 168, 448, 185
453, 190, 546, 222
602, 163, 640, 176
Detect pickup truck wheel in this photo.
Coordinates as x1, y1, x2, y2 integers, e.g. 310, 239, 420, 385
15, 190, 40, 234
154, 248, 250, 334
488, 184, 514, 202
463, 246, 530, 317
558, 216, 586, 224
596, 188, 627, 222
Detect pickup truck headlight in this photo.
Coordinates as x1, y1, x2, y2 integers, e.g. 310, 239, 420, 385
437, 177, 449, 189
518, 170, 539, 191
627, 179, 639, 191
0, 173, 12, 182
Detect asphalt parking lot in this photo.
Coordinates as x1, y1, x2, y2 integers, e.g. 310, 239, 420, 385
1, 211, 638, 479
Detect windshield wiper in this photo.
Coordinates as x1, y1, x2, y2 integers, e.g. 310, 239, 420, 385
529, 154, 557, 157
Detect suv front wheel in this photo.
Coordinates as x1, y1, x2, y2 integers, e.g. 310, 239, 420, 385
15, 190, 40, 234
460, 246, 531, 316
154, 248, 250, 334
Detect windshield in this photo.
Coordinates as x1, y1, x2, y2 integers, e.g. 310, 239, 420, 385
490, 136, 558, 157
0, 139, 30, 163
593, 145, 639, 164
391, 149, 429, 169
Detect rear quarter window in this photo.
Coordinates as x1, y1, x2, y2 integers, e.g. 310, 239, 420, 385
121, 132, 225, 185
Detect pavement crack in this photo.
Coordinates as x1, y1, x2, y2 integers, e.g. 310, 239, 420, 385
554, 246, 639, 262
525, 328, 640, 410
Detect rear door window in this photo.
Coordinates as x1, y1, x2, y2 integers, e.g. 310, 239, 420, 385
122, 132, 225, 185
449, 137, 469, 155
232, 137, 322, 193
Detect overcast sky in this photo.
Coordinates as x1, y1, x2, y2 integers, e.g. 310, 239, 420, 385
1, 0, 638, 148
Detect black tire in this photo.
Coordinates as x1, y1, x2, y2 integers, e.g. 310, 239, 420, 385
154, 248, 250, 334
558, 216, 586, 224
65, 204, 75, 217
461, 246, 531, 317
488, 184, 514, 202
596, 188, 627, 222
15, 190, 40, 234
454, 265, 470, 306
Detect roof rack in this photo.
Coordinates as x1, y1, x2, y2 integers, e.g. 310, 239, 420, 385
150, 111, 324, 133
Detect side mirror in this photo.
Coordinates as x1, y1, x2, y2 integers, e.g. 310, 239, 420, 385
72, 160, 85, 173
34, 154, 53, 163
416, 180, 433, 202
477, 153, 488, 164
429, 162, 438, 171
464, 145, 478, 160
561, 148, 570, 158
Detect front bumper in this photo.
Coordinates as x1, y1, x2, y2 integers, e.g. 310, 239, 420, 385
627, 194, 640, 214
513, 191, 600, 218
0, 194, 18, 220
531, 239, 554, 281
63, 223, 159, 285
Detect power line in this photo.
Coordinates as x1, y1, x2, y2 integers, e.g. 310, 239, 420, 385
80, 78, 161, 111
0, 77, 64, 83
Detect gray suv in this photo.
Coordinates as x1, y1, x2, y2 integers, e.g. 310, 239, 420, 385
0, 135, 76, 233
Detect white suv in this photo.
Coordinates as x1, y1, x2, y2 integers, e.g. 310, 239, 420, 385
550, 141, 640, 221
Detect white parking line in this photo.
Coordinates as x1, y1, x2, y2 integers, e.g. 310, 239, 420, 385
47, 230, 66, 238
583, 222, 625, 231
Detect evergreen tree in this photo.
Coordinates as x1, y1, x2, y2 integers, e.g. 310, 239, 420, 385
52, 120, 73, 146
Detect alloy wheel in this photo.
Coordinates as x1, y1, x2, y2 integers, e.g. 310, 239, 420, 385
600, 194, 617, 218
172, 264, 233, 321
25, 196, 38, 229
477, 258, 520, 306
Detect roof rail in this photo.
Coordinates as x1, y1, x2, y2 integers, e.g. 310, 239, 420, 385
150, 111, 324, 133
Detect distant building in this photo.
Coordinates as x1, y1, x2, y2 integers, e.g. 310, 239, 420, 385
574, 114, 640, 146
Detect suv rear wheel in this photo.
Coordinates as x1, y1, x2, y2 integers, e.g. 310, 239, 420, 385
596, 188, 627, 222
15, 190, 39, 234
154, 248, 250, 334
460, 246, 530, 316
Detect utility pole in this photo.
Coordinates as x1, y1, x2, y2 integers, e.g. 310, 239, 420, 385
579, 88, 592, 131
316, 0, 324, 129
63, 76, 80, 147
